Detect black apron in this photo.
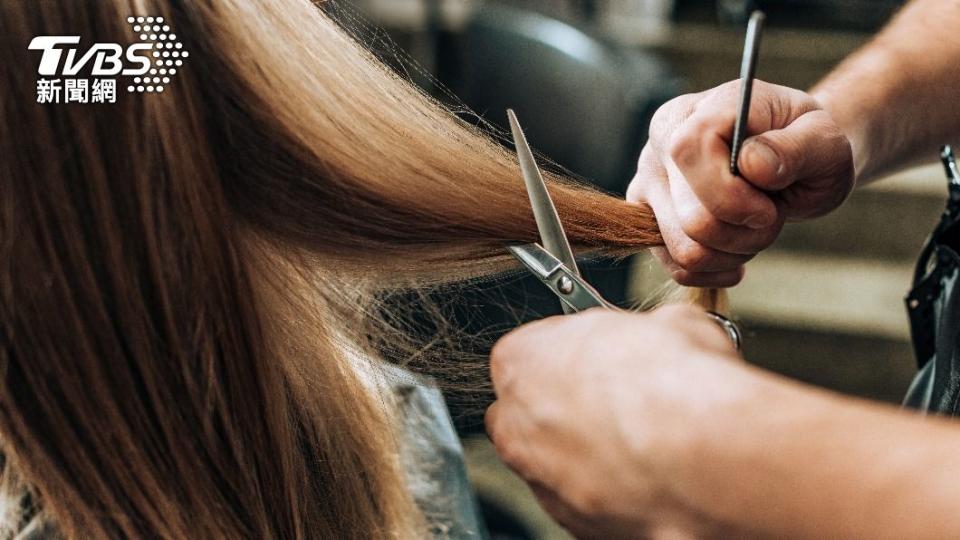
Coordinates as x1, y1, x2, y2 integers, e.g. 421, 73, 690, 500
903, 148, 960, 411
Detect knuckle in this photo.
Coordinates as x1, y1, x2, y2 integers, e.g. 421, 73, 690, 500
648, 100, 672, 133
667, 124, 698, 168
704, 188, 748, 225
776, 87, 819, 125
722, 269, 746, 287
767, 94, 792, 128
716, 79, 742, 100
824, 126, 854, 169
818, 111, 845, 141
752, 78, 773, 94
489, 336, 518, 384
666, 106, 717, 167
489, 338, 508, 368
695, 81, 741, 114
567, 483, 606, 517
495, 437, 521, 469
500, 443, 538, 483
784, 85, 820, 115
625, 179, 645, 204
491, 317, 573, 386
648, 96, 688, 148
670, 269, 701, 287
670, 241, 712, 271
755, 224, 783, 251
720, 266, 747, 287
675, 203, 717, 243
637, 142, 660, 172
651, 94, 694, 127
627, 146, 662, 203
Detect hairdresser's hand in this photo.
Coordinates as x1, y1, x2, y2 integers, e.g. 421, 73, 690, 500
485, 305, 778, 539
627, 80, 854, 287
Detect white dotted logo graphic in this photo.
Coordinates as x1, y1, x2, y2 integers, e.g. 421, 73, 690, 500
125, 16, 188, 94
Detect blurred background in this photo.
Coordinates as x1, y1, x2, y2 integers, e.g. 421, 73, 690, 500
339, 1, 941, 537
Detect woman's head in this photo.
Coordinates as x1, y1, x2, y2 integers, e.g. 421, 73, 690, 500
0, 0, 664, 537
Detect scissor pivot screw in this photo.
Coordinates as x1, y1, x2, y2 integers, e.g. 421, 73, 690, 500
557, 276, 574, 294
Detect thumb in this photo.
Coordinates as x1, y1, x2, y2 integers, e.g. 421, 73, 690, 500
737, 109, 852, 192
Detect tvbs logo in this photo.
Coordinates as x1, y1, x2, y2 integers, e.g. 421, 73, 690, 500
29, 36, 152, 77
29, 16, 188, 104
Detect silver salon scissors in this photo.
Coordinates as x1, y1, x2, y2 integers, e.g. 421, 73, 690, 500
505, 110, 742, 350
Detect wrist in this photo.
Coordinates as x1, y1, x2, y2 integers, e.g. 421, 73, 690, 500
663, 369, 841, 536
668, 375, 960, 540
645, 363, 794, 522
810, 86, 875, 186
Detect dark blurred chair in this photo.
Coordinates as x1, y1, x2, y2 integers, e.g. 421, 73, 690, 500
456, 3, 681, 195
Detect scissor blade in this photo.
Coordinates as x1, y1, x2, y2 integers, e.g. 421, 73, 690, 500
507, 243, 563, 278
507, 109, 580, 278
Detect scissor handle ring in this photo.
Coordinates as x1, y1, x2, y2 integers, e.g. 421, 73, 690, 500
706, 311, 742, 351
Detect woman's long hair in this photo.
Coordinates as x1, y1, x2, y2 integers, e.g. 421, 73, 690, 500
0, 0, 711, 537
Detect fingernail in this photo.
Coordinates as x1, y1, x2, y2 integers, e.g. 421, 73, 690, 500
746, 141, 782, 178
